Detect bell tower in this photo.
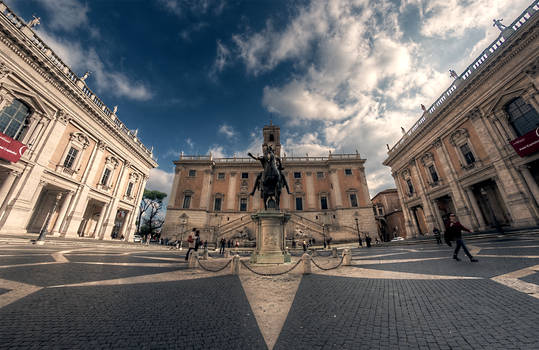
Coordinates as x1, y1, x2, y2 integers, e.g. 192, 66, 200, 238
262, 121, 281, 157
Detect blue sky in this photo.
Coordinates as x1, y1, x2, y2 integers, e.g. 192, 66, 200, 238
6, 0, 532, 199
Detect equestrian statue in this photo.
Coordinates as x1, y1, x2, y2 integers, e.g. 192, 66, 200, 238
248, 145, 291, 210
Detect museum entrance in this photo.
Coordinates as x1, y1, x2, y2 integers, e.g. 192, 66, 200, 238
434, 195, 456, 225
111, 209, 128, 240
471, 179, 510, 228
78, 199, 106, 238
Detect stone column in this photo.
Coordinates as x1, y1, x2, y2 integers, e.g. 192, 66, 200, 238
432, 138, 474, 228
94, 203, 108, 239
199, 168, 213, 210
127, 175, 148, 239
329, 169, 343, 208
409, 159, 436, 233
50, 191, 74, 236
305, 172, 316, 209
520, 166, 539, 208
168, 167, 181, 208
0, 170, 20, 212
118, 209, 132, 240
469, 109, 536, 227
226, 172, 237, 210
464, 187, 487, 230
392, 172, 416, 238
102, 161, 129, 240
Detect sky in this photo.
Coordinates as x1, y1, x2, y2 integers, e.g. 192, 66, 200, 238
6, 0, 533, 200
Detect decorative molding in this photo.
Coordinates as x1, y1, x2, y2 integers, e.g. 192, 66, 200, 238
55, 109, 70, 125
400, 169, 411, 180
96, 140, 107, 151
105, 156, 119, 169
419, 152, 434, 166
432, 138, 443, 148
449, 128, 469, 146
69, 132, 90, 149
0, 62, 11, 79
466, 107, 482, 121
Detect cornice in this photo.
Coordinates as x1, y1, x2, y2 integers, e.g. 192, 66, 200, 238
0, 13, 157, 169
384, 15, 539, 166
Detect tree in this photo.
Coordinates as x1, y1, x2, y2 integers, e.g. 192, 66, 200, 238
137, 189, 167, 238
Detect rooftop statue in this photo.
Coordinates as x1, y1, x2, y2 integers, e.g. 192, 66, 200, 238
81, 71, 91, 82
493, 19, 507, 31
28, 16, 40, 28
248, 144, 290, 210
449, 69, 459, 79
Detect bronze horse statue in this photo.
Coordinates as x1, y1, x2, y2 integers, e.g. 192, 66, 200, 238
248, 146, 290, 210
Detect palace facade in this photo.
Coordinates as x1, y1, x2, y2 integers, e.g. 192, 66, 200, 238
384, 2, 539, 238
0, 3, 157, 240
162, 124, 377, 244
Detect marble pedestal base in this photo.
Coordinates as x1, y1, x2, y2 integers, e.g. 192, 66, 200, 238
250, 210, 291, 264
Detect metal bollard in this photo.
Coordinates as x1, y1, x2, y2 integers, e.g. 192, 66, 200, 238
332, 247, 338, 258
342, 248, 351, 266
302, 253, 311, 274
188, 251, 198, 269
224, 250, 230, 258
231, 254, 240, 275
202, 248, 209, 260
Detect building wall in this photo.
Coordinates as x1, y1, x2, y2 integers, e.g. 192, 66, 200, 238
163, 148, 378, 243
0, 3, 156, 241
384, 6, 539, 238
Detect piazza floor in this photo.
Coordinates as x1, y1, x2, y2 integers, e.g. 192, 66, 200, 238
0, 234, 538, 349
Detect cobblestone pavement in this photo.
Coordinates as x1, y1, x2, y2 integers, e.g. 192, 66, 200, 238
0, 234, 538, 349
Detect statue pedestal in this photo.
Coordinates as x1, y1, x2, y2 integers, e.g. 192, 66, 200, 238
250, 210, 291, 264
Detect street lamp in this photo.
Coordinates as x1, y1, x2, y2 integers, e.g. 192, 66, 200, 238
354, 217, 361, 248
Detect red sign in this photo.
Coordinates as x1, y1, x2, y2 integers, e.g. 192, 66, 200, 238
0, 131, 27, 163
510, 127, 539, 157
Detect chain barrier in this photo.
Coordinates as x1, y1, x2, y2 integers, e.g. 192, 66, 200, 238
196, 257, 233, 273
311, 254, 345, 271
240, 259, 302, 276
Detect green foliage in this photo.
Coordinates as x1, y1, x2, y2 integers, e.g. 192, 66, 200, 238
143, 189, 167, 202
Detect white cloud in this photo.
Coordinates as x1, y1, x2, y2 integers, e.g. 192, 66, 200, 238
147, 168, 175, 196
186, 138, 194, 148
208, 145, 227, 158
158, 0, 226, 17
36, 0, 89, 31
230, 0, 527, 195
218, 124, 236, 138
36, 30, 153, 101
420, 0, 530, 38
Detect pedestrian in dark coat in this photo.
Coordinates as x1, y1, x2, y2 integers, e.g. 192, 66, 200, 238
219, 238, 226, 254
365, 235, 371, 248
433, 228, 442, 245
445, 213, 478, 262
185, 235, 195, 261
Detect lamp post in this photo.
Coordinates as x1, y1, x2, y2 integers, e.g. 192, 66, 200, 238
354, 217, 361, 248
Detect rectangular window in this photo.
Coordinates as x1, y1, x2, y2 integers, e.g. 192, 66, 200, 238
183, 195, 191, 209
63, 147, 78, 169
345, 168, 352, 175
240, 198, 247, 211
241, 172, 249, 179
317, 172, 324, 178
320, 196, 328, 210
217, 172, 225, 180
373, 206, 378, 215
349, 193, 358, 207
294, 172, 302, 178
295, 197, 303, 211
126, 182, 133, 197
428, 165, 439, 182
188, 169, 196, 177
214, 197, 222, 211
101, 168, 111, 186
460, 144, 475, 165
406, 179, 414, 194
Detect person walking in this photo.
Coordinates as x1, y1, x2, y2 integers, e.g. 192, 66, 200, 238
433, 227, 442, 245
194, 230, 201, 252
185, 235, 195, 261
445, 213, 478, 262
365, 235, 372, 248
219, 238, 226, 254
358, 236, 363, 247
302, 240, 307, 252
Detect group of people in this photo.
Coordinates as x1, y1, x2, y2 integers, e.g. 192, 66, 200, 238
433, 213, 478, 262
218, 238, 240, 254
184, 229, 208, 261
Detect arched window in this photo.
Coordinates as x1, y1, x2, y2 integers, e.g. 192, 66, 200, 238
505, 97, 539, 137
0, 100, 30, 139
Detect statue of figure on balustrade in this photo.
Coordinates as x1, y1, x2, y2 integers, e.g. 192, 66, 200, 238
81, 71, 91, 82
493, 19, 507, 31
28, 16, 40, 28
248, 144, 290, 210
